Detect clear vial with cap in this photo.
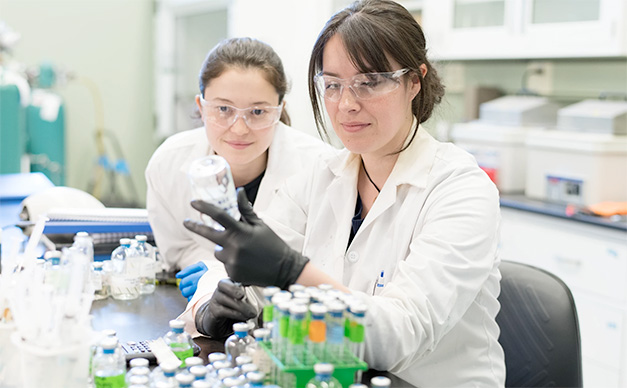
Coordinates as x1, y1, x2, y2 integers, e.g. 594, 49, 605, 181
164, 319, 194, 366
225, 322, 254, 366
133, 234, 156, 294
92, 261, 108, 300
190, 365, 208, 380
306, 363, 341, 388
92, 337, 126, 388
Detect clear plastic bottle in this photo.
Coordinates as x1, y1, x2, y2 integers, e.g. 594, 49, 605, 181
306, 363, 341, 388
92, 261, 108, 300
133, 234, 156, 294
370, 376, 392, 387
164, 319, 194, 366
109, 238, 139, 300
225, 322, 254, 366
73, 231, 94, 262
43, 250, 68, 291
93, 337, 126, 388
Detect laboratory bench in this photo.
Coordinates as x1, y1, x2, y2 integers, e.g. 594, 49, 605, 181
499, 195, 627, 388
91, 284, 413, 387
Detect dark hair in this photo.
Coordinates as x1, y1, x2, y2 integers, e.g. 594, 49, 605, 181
308, 0, 445, 146
199, 37, 291, 126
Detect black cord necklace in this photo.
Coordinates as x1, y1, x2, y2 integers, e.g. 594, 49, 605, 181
361, 158, 381, 193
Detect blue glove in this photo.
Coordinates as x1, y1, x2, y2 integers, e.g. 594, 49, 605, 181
176, 261, 208, 301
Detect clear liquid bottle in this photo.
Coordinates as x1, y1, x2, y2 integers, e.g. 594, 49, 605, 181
306, 363, 341, 388
225, 322, 254, 367
133, 234, 156, 294
73, 231, 94, 262
164, 319, 194, 366
109, 238, 139, 300
370, 376, 392, 388
92, 261, 108, 300
93, 337, 126, 388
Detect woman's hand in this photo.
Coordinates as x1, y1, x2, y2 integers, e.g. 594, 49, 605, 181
184, 188, 309, 289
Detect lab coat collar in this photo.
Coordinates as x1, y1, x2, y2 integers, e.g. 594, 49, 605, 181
326, 118, 437, 191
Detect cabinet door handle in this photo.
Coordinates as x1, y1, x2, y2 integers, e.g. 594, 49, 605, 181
554, 256, 582, 268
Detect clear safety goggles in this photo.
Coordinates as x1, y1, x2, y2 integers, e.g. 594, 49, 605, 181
314, 68, 411, 102
198, 94, 283, 130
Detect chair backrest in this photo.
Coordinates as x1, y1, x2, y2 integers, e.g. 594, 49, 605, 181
496, 261, 583, 388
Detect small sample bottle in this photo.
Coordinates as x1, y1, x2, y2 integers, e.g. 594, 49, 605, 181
306, 363, 341, 388
93, 337, 126, 388
286, 303, 308, 367
92, 261, 108, 300
134, 234, 156, 294
225, 322, 254, 366
109, 238, 139, 300
248, 328, 272, 376
326, 302, 346, 362
73, 231, 94, 262
151, 361, 180, 387
164, 319, 194, 366
308, 303, 328, 362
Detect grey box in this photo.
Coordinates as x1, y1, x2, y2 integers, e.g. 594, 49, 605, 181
557, 99, 627, 135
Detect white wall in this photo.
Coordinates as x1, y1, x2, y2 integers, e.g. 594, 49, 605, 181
2, 0, 155, 207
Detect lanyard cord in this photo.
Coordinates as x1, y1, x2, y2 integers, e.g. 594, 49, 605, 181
361, 158, 381, 193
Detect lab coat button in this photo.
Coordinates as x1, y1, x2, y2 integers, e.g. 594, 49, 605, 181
347, 251, 359, 263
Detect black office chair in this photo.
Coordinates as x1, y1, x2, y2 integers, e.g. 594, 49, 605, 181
496, 261, 583, 388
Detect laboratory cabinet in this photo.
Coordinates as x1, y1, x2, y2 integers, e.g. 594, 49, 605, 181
422, 0, 627, 60
499, 206, 627, 387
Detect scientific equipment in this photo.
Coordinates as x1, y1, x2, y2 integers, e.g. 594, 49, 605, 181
132, 235, 156, 294
91, 261, 108, 300
188, 155, 240, 229
225, 322, 254, 366
92, 337, 126, 388
164, 319, 194, 366
306, 363, 342, 388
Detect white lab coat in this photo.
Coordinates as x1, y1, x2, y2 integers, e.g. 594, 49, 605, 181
145, 122, 333, 273
260, 126, 505, 387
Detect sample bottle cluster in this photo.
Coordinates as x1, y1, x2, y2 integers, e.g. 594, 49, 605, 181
99, 235, 157, 300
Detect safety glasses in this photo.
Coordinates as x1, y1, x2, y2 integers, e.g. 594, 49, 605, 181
314, 68, 411, 102
198, 94, 283, 130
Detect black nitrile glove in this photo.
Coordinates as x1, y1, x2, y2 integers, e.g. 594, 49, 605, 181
183, 188, 309, 290
194, 278, 257, 340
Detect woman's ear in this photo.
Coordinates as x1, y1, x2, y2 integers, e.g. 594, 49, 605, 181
409, 64, 428, 99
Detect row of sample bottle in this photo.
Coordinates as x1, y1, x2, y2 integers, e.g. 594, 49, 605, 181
260, 283, 368, 368
93, 235, 157, 300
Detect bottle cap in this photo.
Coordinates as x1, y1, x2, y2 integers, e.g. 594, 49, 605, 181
185, 356, 204, 367
160, 361, 181, 373
309, 303, 328, 316
43, 250, 62, 260
190, 365, 207, 377
371, 376, 392, 387
100, 337, 118, 349
318, 283, 333, 291
253, 328, 271, 340
128, 366, 150, 376
232, 322, 249, 333
129, 357, 149, 368
101, 329, 117, 337
288, 303, 308, 317
175, 373, 195, 385
222, 377, 242, 387
212, 360, 232, 370
349, 302, 368, 317
240, 363, 258, 374
119, 238, 132, 245
246, 371, 265, 383
271, 292, 292, 305
128, 375, 150, 385
135, 235, 147, 242
217, 367, 238, 380
313, 362, 334, 375
92, 261, 104, 270
235, 355, 252, 366
76, 231, 89, 238
169, 319, 185, 329
191, 380, 212, 388
208, 352, 227, 363
288, 284, 305, 293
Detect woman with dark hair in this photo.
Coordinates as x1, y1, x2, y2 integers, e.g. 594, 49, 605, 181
145, 37, 331, 307
186, 2, 504, 386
